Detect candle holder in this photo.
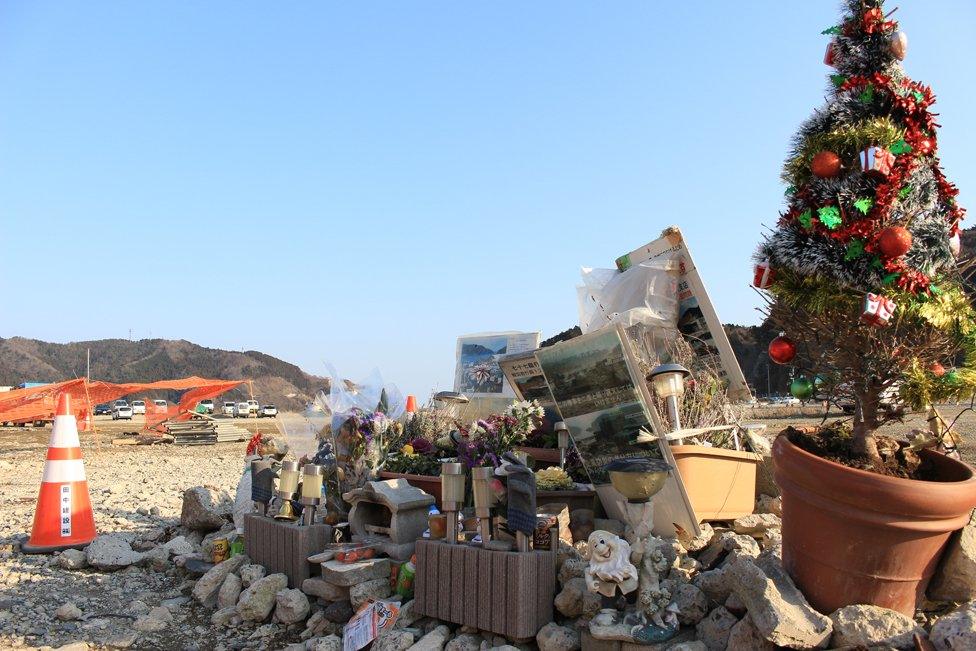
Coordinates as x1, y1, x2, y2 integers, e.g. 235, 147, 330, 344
250, 459, 276, 516
555, 421, 570, 469
300, 464, 324, 526
440, 462, 465, 544
471, 466, 493, 545
274, 461, 300, 521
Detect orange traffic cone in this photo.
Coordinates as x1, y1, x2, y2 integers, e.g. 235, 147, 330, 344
22, 393, 97, 553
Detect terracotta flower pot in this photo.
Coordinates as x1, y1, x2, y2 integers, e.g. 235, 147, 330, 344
670, 445, 762, 520
773, 432, 976, 615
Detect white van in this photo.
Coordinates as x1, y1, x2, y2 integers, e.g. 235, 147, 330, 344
130, 400, 146, 415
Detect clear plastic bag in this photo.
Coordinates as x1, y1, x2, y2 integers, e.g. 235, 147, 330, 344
577, 259, 680, 334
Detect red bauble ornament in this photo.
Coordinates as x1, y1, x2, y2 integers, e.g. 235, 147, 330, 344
917, 138, 935, 156
930, 362, 946, 377
811, 151, 842, 178
878, 226, 913, 258
768, 335, 797, 365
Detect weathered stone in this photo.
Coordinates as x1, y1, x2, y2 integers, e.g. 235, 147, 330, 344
558, 557, 586, 586
695, 606, 738, 651
692, 568, 732, 604
536, 622, 580, 651
191, 555, 247, 607
373, 630, 416, 651
350, 577, 392, 610
142, 545, 170, 571
210, 607, 238, 626
56, 602, 82, 621
673, 583, 709, 626
569, 508, 595, 542
322, 599, 354, 624
929, 509, 976, 602
320, 558, 391, 586
103, 630, 140, 648
302, 610, 340, 639
554, 577, 602, 618
696, 531, 759, 570
180, 485, 233, 532
409, 624, 451, 651
240, 563, 266, 588
395, 599, 419, 629
446, 633, 483, 651
930, 602, 976, 650
732, 513, 781, 537
163, 534, 198, 556
56, 549, 88, 570
302, 577, 351, 602
133, 606, 173, 632
217, 573, 243, 610
85, 534, 144, 571
829, 604, 924, 650
726, 614, 774, 651
678, 522, 714, 553
728, 555, 832, 649
723, 591, 746, 617
756, 494, 782, 517
275, 588, 311, 624
237, 572, 288, 621
307, 634, 343, 651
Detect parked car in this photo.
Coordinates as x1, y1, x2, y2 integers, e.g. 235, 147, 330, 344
247, 399, 260, 415
94, 403, 112, 416
112, 399, 129, 410
234, 402, 252, 418
131, 400, 146, 415
259, 404, 278, 418
112, 405, 133, 420
197, 399, 215, 414
152, 399, 168, 413
222, 401, 236, 416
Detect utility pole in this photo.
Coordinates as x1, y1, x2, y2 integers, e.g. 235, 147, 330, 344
86, 348, 90, 380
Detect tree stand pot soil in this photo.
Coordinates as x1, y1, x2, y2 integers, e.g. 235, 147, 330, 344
773, 432, 976, 615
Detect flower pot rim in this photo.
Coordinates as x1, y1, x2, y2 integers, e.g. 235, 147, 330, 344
774, 428, 976, 487
670, 443, 764, 462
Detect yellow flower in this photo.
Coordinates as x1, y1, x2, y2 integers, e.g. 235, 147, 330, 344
402, 444, 415, 456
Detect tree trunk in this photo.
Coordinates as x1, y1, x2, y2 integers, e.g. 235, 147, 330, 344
853, 385, 883, 467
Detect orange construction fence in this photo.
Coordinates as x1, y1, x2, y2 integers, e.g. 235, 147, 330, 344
0, 377, 245, 431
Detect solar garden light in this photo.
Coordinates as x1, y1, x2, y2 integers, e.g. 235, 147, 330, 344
300, 463, 324, 526
274, 461, 300, 521
554, 421, 570, 469
471, 466, 493, 545
440, 462, 466, 544
647, 363, 691, 433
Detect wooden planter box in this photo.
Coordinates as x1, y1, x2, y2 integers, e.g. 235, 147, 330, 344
413, 539, 555, 640
243, 514, 333, 588
378, 472, 442, 508
515, 446, 562, 465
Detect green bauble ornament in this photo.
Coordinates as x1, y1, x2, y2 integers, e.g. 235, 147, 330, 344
945, 370, 960, 385
790, 377, 814, 400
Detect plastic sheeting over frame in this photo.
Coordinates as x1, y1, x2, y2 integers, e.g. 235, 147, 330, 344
0, 377, 244, 431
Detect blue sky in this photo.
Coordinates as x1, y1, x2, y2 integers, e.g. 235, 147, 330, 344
2, 2, 974, 396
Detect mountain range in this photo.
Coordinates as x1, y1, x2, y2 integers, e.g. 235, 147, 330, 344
0, 337, 329, 411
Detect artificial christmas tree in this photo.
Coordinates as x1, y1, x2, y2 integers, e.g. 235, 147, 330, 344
756, 0, 975, 470
756, 0, 976, 614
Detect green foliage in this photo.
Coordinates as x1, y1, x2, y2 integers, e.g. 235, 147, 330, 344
768, 272, 859, 314
817, 206, 842, 229
383, 452, 443, 477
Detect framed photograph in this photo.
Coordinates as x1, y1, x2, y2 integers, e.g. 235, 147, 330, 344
535, 324, 700, 537
454, 332, 540, 397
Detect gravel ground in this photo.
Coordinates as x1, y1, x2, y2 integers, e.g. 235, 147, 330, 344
0, 416, 275, 650
1, 408, 974, 650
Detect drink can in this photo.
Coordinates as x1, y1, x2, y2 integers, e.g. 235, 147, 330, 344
212, 538, 229, 563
